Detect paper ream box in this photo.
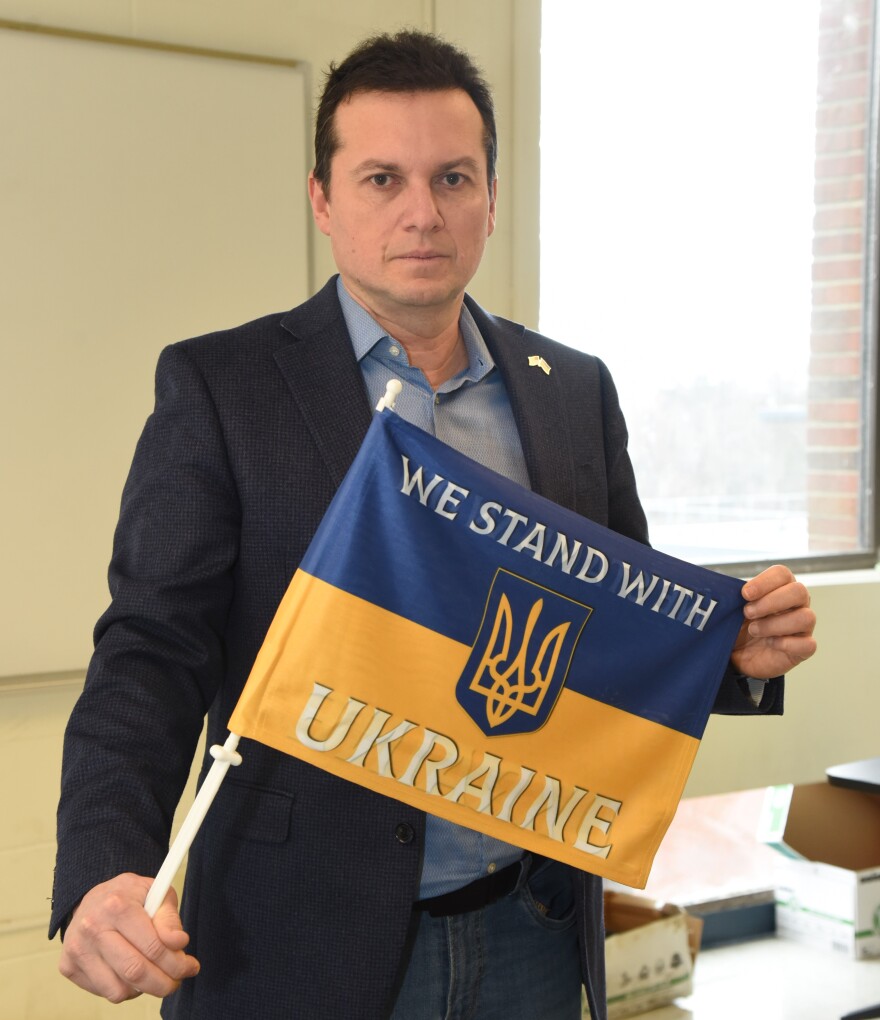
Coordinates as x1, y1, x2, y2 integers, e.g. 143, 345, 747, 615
594, 891, 703, 1019
758, 782, 880, 959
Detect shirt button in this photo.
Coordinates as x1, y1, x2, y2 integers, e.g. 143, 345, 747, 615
395, 823, 414, 844
389, 345, 400, 356
487, 862, 497, 874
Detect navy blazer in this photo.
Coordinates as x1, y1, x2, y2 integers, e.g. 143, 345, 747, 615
52, 278, 782, 1019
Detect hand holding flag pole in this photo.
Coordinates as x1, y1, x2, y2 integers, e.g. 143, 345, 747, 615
142, 378, 404, 918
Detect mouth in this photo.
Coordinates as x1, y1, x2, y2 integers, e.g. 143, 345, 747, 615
395, 251, 448, 261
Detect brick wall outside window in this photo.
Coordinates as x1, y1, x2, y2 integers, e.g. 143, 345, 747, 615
809, 0, 873, 551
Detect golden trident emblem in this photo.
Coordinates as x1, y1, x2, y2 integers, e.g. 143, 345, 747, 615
469, 594, 571, 728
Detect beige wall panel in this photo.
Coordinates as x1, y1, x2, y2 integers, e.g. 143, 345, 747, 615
0, 26, 309, 676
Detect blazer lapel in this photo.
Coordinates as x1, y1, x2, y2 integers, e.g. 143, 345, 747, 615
272, 282, 578, 509
466, 298, 578, 512
273, 278, 373, 489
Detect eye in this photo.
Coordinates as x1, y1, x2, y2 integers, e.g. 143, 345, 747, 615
441, 172, 465, 187
370, 173, 393, 187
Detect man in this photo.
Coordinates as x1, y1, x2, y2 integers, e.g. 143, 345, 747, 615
52, 30, 816, 1020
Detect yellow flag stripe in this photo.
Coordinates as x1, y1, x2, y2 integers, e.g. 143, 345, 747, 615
230, 571, 700, 888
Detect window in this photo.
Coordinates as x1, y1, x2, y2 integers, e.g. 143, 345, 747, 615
540, 0, 878, 572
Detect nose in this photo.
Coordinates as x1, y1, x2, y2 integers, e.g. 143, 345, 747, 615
402, 181, 443, 232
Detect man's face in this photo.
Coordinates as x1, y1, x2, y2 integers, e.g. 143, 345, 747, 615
309, 89, 497, 330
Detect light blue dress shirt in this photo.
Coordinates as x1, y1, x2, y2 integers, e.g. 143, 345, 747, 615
337, 278, 530, 897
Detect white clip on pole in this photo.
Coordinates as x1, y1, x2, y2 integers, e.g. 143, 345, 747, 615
144, 731, 242, 917
375, 378, 402, 412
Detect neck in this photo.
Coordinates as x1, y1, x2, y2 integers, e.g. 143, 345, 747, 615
348, 289, 470, 389
386, 316, 468, 390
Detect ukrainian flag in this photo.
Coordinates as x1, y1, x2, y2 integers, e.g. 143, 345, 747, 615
229, 411, 745, 888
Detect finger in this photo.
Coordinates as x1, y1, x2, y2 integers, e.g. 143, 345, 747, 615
108, 883, 197, 976
745, 606, 817, 639
111, 911, 199, 991
741, 564, 796, 602
152, 891, 191, 952
759, 633, 818, 666
60, 944, 143, 1004
731, 635, 818, 679
74, 910, 192, 999
743, 580, 811, 620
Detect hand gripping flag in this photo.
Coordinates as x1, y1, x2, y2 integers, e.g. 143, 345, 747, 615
225, 409, 746, 890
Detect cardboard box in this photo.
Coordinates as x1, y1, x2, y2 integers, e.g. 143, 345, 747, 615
758, 782, 880, 959
599, 891, 702, 1019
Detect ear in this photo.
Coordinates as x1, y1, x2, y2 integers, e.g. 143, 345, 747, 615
487, 176, 498, 238
308, 171, 332, 236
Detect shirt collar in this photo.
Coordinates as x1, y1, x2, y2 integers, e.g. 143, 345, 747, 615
336, 276, 494, 384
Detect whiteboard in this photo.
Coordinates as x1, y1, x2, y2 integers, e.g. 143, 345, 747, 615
0, 24, 311, 676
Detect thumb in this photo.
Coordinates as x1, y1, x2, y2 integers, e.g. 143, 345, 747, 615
152, 888, 190, 951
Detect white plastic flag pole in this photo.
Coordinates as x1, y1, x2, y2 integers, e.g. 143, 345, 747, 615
144, 378, 402, 918
144, 732, 242, 917
375, 378, 402, 412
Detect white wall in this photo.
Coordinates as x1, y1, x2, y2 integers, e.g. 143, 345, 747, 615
0, 2, 875, 1018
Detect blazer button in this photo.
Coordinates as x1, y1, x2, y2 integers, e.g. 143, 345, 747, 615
395, 823, 414, 844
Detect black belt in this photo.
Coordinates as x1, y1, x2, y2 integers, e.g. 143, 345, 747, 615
414, 858, 525, 918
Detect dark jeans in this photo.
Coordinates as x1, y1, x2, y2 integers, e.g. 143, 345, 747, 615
390, 856, 582, 1020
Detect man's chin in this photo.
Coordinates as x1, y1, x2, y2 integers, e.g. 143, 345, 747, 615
344, 274, 467, 322
383, 278, 464, 309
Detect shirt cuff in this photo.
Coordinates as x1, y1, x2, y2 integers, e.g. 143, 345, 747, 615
745, 676, 768, 706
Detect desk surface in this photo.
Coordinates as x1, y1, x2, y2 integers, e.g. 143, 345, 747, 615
641, 936, 880, 1020
827, 757, 880, 794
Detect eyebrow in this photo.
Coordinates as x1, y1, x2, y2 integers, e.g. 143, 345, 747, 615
436, 157, 482, 176
348, 157, 482, 178
349, 159, 403, 178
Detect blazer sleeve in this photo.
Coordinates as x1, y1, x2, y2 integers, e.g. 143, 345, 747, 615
50, 343, 241, 937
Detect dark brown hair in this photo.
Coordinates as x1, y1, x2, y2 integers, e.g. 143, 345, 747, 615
313, 30, 497, 196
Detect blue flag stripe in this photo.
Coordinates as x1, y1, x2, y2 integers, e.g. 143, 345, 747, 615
300, 412, 743, 739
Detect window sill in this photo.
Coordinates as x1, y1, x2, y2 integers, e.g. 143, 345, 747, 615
797, 567, 880, 587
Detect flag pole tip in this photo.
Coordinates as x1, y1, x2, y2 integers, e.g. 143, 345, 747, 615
376, 378, 403, 412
